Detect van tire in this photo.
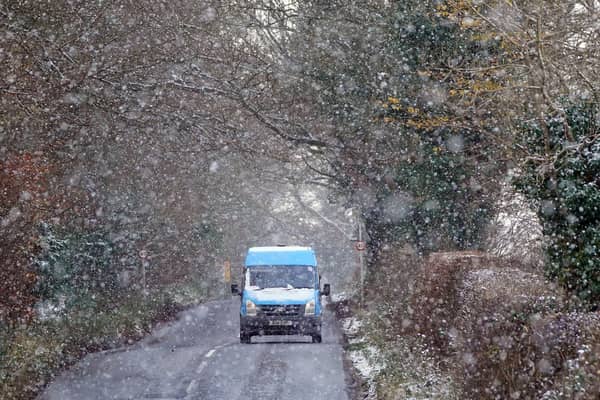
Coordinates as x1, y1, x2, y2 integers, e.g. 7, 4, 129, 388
311, 334, 322, 343
240, 332, 251, 344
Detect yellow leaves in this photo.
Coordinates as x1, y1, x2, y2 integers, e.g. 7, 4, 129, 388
377, 96, 452, 130
435, 1, 484, 32
471, 80, 503, 93
406, 115, 451, 130
380, 114, 452, 130
381, 97, 402, 111
446, 0, 474, 14
435, 3, 451, 18
377, 91, 458, 131
449, 88, 470, 97
380, 100, 417, 114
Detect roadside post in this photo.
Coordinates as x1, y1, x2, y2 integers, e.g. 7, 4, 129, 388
355, 225, 366, 309
347, 207, 366, 309
223, 259, 231, 299
139, 249, 148, 299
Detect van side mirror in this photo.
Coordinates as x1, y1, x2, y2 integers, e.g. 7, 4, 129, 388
322, 284, 330, 297
231, 284, 241, 296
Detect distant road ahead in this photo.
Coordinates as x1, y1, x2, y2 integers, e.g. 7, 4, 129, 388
40, 298, 350, 400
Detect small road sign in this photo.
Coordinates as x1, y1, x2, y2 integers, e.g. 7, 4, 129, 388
355, 241, 366, 251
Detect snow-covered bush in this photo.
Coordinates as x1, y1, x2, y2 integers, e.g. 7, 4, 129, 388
406, 252, 600, 399
33, 223, 117, 313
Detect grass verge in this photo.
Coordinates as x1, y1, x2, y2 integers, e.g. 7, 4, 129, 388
0, 282, 210, 400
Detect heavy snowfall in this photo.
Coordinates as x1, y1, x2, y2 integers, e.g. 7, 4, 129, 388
1, 1, 599, 399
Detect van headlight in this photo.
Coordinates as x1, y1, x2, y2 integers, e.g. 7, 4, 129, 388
245, 300, 257, 316
305, 300, 316, 315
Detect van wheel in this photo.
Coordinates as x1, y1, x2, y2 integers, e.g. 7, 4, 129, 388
240, 332, 251, 344
311, 334, 322, 343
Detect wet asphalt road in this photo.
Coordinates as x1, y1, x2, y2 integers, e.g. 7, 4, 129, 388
39, 298, 350, 400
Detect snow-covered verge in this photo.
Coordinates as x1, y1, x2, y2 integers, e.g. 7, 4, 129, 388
340, 316, 382, 400
0, 283, 210, 400
339, 249, 600, 400
410, 252, 600, 399
334, 297, 459, 400
371, 337, 459, 400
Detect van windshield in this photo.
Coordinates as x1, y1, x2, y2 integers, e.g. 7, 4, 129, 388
246, 266, 316, 289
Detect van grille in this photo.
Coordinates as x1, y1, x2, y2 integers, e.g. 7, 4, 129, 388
259, 304, 303, 317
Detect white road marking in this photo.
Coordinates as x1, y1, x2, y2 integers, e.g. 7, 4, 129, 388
196, 345, 224, 375
196, 360, 208, 374
186, 379, 199, 394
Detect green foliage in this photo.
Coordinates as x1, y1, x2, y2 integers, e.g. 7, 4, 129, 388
288, 1, 499, 252
191, 222, 223, 249
397, 34, 493, 249
401, 142, 490, 251
515, 102, 600, 305
380, 4, 498, 252
34, 224, 117, 312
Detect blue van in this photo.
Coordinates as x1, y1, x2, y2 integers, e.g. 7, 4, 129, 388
231, 246, 330, 343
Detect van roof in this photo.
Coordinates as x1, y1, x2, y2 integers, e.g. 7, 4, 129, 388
245, 246, 317, 266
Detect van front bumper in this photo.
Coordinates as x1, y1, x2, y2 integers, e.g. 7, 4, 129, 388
240, 315, 322, 336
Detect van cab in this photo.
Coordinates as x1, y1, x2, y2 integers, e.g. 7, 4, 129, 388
231, 246, 330, 343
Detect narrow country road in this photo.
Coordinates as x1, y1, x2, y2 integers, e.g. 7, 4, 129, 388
39, 298, 350, 400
